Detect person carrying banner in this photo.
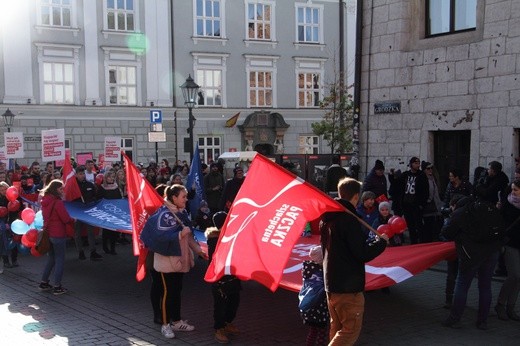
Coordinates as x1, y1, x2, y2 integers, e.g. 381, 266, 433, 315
206, 211, 242, 344
38, 179, 75, 295
96, 170, 122, 255
320, 177, 387, 345
144, 184, 206, 339
73, 165, 103, 261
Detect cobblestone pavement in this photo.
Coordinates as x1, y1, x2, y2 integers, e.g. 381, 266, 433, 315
1, 240, 519, 345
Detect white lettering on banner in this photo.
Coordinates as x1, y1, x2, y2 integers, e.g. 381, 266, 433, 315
84, 206, 131, 229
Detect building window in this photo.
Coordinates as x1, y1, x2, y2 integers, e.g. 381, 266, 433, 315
249, 71, 272, 107
107, 0, 135, 31
196, 70, 222, 106
121, 137, 134, 160
246, 1, 273, 40
245, 55, 278, 108
195, 0, 222, 37
298, 73, 321, 108
40, 0, 72, 27
199, 136, 221, 163
296, 4, 322, 43
427, 0, 476, 36
299, 135, 319, 154
109, 66, 137, 105
43, 62, 74, 104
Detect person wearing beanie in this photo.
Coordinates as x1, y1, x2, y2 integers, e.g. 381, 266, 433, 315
205, 211, 241, 344
362, 159, 388, 198
356, 191, 379, 238
475, 160, 509, 203
388, 156, 429, 244
194, 200, 212, 231
299, 244, 329, 345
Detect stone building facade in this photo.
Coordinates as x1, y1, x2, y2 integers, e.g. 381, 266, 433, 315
0, 0, 350, 167
359, 0, 520, 188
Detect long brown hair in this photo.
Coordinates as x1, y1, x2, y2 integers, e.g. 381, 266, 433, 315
40, 179, 63, 198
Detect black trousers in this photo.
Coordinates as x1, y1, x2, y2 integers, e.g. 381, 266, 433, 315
160, 272, 184, 324
212, 280, 241, 330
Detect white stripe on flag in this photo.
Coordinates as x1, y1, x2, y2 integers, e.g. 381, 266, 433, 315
365, 265, 413, 284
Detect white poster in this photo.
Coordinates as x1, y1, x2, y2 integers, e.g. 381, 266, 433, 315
104, 136, 121, 162
4, 132, 24, 159
0, 146, 6, 162
41, 129, 66, 162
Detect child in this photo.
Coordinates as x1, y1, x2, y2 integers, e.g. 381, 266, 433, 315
357, 191, 379, 239
205, 211, 241, 344
299, 245, 329, 346
372, 201, 402, 246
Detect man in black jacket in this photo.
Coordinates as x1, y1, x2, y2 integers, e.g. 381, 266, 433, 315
320, 178, 387, 345
73, 166, 103, 261
325, 155, 347, 197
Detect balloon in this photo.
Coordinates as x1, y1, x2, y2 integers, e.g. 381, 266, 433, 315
377, 224, 394, 238
11, 219, 30, 235
25, 229, 38, 243
21, 208, 36, 225
35, 210, 43, 219
389, 216, 408, 234
95, 173, 104, 186
388, 215, 399, 224
0, 206, 7, 217
6, 186, 19, 202
30, 246, 42, 257
21, 233, 35, 248
17, 243, 31, 255
8, 200, 21, 212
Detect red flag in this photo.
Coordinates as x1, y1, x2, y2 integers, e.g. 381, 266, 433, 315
278, 238, 456, 292
123, 152, 164, 281
204, 154, 344, 291
62, 151, 82, 201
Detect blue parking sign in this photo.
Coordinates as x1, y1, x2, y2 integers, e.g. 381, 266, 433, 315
150, 109, 162, 123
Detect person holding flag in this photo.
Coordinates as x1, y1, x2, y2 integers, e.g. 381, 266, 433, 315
320, 177, 388, 345
141, 184, 206, 339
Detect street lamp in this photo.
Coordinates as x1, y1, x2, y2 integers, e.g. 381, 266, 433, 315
180, 74, 200, 162
2, 108, 16, 132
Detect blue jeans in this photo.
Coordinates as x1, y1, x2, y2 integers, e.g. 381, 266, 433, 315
449, 250, 499, 323
41, 237, 67, 287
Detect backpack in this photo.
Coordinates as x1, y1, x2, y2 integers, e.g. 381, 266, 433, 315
464, 199, 506, 243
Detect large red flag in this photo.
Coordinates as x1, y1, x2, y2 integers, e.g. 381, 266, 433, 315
62, 151, 82, 201
204, 154, 345, 291
123, 152, 164, 281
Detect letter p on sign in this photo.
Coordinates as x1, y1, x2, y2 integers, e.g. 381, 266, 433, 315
150, 109, 162, 124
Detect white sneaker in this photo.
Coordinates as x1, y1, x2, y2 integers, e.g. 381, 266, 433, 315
171, 320, 195, 332
161, 324, 175, 339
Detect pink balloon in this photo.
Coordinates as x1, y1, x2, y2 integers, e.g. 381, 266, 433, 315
389, 216, 408, 234
377, 224, 394, 238
21, 208, 36, 225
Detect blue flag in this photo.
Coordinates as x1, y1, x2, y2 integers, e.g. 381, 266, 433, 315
186, 143, 205, 219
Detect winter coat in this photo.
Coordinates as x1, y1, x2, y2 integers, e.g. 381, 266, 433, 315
41, 194, 74, 238
362, 169, 388, 197
300, 260, 329, 327
320, 198, 387, 293
203, 171, 225, 211
502, 196, 520, 249
475, 171, 509, 203
325, 165, 347, 192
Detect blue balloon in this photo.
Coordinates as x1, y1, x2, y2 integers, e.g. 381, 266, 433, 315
7, 239, 17, 250
34, 218, 44, 230
11, 219, 30, 235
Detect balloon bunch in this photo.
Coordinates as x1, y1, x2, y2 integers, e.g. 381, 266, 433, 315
377, 216, 408, 239
10, 207, 45, 257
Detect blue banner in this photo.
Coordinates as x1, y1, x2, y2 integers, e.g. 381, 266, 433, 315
64, 199, 132, 233
186, 143, 205, 219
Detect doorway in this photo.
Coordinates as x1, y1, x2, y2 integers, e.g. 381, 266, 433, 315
433, 130, 471, 196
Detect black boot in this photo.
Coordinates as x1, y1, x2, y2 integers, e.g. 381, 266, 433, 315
443, 295, 453, 309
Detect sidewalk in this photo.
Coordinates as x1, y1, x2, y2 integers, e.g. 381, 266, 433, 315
1, 240, 519, 345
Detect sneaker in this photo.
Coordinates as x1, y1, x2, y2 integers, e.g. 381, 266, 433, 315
171, 320, 195, 332
53, 286, 68, 295
39, 282, 53, 291
90, 251, 103, 261
78, 251, 86, 260
215, 328, 229, 344
224, 323, 240, 335
161, 324, 175, 339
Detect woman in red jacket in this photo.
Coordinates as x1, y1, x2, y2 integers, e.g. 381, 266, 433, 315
38, 179, 74, 295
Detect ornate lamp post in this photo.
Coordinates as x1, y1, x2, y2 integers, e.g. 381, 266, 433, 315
180, 75, 200, 162
2, 108, 16, 132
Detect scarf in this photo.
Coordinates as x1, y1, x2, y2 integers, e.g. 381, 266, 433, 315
102, 182, 119, 190
507, 192, 520, 209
